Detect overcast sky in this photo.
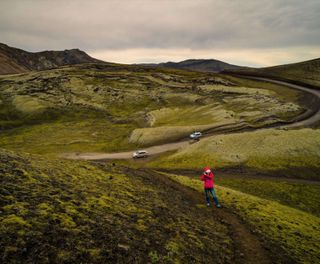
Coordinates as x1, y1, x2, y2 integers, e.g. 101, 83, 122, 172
0, 0, 319, 66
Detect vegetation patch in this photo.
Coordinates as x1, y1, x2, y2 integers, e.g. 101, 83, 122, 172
0, 118, 138, 155
148, 128, 320, 180
226, 58, 320, 88
148, 104, 236, 127
164, 172, 320, 264
12, 95, 51, 114
0, 63, 306, 155
0, 149, 232, 263
199, 85, 274, 95
129, 121, 235, 146
215, 176, 320, 216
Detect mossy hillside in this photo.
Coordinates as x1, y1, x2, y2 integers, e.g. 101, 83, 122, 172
148, 128, 320, 180
164, 172, 320, 264
227, 58, 320, 88
129, 84, 303, 146
0, 63, 305, 154
0, 149, 232, 263
1, 149, 149, 262
12, 95, 51, 114
221, 74, 305, 101
215, 176, 320, 216
148, 104, 235, 127
0, 117, 139, 155
129, 121, 237, 146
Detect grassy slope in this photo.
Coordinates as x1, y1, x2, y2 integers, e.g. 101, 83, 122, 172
215, 176, 320, 216
0, 63, 305, 154
226, 58, 320, 88
148, 128, 320, 180
0, 149, 232, 263
1, 62, 319, 263
163, 172, 320, 264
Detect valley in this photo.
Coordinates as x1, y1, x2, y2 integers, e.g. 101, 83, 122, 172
1, 52, 320, 263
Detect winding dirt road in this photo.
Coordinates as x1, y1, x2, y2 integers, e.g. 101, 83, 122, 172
63, 77, 320, 161
244, 77, 320, 128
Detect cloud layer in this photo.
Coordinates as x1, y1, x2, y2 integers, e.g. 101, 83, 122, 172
1, 0, 319, 66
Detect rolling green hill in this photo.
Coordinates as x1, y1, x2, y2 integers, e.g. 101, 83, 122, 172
0, 149, 234, 263
165, 172, 320, 264
148, 128, 320, 180
0, 63, 305, 155
1, 61, 319, 263
224, 58, 320, 89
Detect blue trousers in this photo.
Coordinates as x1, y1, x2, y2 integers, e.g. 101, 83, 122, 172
205, 188, 220, 206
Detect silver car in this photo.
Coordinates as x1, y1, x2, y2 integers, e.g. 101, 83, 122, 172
132, 150, 149, 158
190, 131, 202, 139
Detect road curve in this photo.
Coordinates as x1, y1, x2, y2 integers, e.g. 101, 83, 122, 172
63, 141, 191, 160
63, 77, 320, 160
242, 76, 320, 128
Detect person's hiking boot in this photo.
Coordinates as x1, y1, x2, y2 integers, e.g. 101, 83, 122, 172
216, 204, 221, 208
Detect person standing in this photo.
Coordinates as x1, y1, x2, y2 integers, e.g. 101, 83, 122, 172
201, 166, 221, 208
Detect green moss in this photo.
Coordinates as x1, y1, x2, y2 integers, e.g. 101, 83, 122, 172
0, 148, 233, 263
149, 251, 160, 263
148, 128, 320, 180
0, 63, 305, 154
215, 176, 320, 216
165, 241, 180, 254
226, 58, 320, 88
3, 202, 29, 216
149, 104, 235, 127
164, 172, 320, 264
1, 214, 31, 228
0, 118, 139, 155
12, 95, 51, 114
0, 61, 317, 262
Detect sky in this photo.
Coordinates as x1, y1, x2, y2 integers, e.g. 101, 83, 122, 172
0, 0, 319, 67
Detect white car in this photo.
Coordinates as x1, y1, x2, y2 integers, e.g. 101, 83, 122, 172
132, 150, 149, 158
190, 131, 202, 139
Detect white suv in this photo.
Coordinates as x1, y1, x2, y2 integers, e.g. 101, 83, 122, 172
190, 131, 202, 140
132, 150, 149, 158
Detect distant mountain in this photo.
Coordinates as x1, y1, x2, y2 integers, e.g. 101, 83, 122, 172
144, 59, 244, 73
223, 58, 320, 89
0, 43, 103, 75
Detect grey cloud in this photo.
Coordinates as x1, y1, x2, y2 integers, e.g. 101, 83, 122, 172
0, 0, 319, 52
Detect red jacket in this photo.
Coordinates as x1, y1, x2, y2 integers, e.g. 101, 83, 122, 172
201, 166, 214, 189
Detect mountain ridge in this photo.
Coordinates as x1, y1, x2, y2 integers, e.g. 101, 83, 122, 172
0, 43, 104, 75
140, 58, 244, 72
